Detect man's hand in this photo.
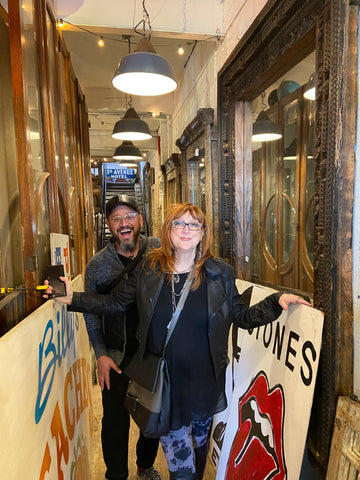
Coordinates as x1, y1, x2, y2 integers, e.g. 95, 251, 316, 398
97, 355, 122, 391
43, 277, 73, 304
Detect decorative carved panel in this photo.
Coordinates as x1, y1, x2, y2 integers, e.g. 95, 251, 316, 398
176, 108, 219, 255
218, 0, 356, 472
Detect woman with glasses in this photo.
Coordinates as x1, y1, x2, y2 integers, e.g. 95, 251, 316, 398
44, 202, 310, 480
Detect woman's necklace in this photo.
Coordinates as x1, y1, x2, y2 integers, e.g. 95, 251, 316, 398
167, 272, 191, 330
171, 273, 189, 314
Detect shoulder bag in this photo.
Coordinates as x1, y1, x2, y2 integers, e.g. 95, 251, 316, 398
124, 273, 193, 438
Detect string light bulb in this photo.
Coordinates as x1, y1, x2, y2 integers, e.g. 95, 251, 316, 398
57, 18, 64, 28
98, 36, 104, 47
177, 46, 184, 55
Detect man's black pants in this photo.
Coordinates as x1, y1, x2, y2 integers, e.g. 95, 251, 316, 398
102, 369, 159, 480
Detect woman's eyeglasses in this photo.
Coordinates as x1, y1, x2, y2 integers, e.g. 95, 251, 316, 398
171, 220, 202, 231
109, 212, 138, 223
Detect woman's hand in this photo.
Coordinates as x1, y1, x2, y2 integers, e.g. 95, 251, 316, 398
43, 276, 73, 305
279, 293, 312, 311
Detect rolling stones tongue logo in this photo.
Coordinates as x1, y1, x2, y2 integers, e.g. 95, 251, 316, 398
225, 372, 287, 480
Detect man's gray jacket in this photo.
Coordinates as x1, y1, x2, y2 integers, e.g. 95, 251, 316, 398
84, 235, 160, 365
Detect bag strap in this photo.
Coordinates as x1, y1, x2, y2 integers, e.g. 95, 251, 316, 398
97, 237, 148, 293
163, 273, 193, 354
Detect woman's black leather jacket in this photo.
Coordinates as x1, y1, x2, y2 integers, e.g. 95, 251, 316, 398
70, 257, 283, 379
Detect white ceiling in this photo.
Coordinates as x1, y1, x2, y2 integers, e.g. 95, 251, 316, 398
56, 0, 222, 158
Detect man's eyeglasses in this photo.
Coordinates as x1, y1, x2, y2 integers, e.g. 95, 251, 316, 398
109, 212, 138, 223
171, 220, 202, 231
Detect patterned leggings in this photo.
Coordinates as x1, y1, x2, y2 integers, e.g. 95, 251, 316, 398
160, 417, 213, 478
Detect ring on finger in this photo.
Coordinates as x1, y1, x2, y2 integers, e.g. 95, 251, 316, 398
295, 297, 299, 304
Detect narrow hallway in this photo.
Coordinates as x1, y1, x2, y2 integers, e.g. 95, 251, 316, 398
90, 384, 216, 480
89, 379, 324, 480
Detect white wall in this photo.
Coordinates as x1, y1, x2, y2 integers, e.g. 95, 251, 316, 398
171, 0, 269, 145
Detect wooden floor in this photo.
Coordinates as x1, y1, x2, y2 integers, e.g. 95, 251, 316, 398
90, 384, 216, 480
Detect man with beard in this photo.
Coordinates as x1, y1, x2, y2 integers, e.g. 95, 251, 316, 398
84, 195, 161, 480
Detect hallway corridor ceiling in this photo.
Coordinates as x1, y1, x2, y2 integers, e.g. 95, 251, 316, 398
56, 0, 222, 158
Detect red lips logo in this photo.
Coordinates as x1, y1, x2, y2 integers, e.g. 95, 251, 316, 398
225, 371, 287, 480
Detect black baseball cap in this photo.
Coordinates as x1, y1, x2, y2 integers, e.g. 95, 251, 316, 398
106, 195, 140, 218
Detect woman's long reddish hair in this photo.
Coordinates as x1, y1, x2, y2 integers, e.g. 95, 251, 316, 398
146, 203, 214, 290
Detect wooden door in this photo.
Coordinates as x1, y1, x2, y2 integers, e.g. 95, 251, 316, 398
252, 87, 314, 295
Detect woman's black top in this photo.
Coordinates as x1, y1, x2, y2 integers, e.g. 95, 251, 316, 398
146, 272, 227, 431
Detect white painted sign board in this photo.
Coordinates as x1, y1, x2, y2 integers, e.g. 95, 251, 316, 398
210, 282, 323, 480
0, 275, 92, 480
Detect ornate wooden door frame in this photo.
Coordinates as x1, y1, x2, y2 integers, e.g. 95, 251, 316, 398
218, 0, 357, 471
176, 108, 219, 255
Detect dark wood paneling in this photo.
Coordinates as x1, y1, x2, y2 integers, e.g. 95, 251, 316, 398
218, 0, 357, 471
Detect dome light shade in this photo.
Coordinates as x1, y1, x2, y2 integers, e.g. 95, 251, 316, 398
252, 111, 282, 142
112, 38, 177, 96
284, 139, 297, 160
112, 108, 151, 141
304, 72, 316, 100
113, 141, 143, 161
119, 162, 138, 169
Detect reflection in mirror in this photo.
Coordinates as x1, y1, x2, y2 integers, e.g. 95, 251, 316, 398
251, 51, 315, 293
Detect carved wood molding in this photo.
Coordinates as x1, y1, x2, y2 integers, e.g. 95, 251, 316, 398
221, 0, 322, 100
219, 0, 356, 471
164, 153, 181, 172
176, 108, 214, 151
309, 0, 355, 470
219, 0, 323, 265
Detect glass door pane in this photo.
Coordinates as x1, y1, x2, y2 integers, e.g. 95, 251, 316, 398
264, 127, 278, 262
281, 99, 298, 266
305, 100, 315, 265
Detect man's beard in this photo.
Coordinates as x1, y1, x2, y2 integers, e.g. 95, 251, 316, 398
115, 229, 140, 254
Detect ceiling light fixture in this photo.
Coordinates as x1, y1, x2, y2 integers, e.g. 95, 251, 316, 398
112, 1, 177, 96
252, 111, 282, 142
113, 141, 143, 161
112, 107, 151, 141
252, 92, 282, 142
304, 72, 316, 101
119, 162, 138, 169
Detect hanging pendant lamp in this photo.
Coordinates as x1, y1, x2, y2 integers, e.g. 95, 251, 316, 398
112, 107, 151, 141
112, 37, 177, 96
119, 162, 138, 169
113, 141, 143, 161
252, 111, 282, 142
